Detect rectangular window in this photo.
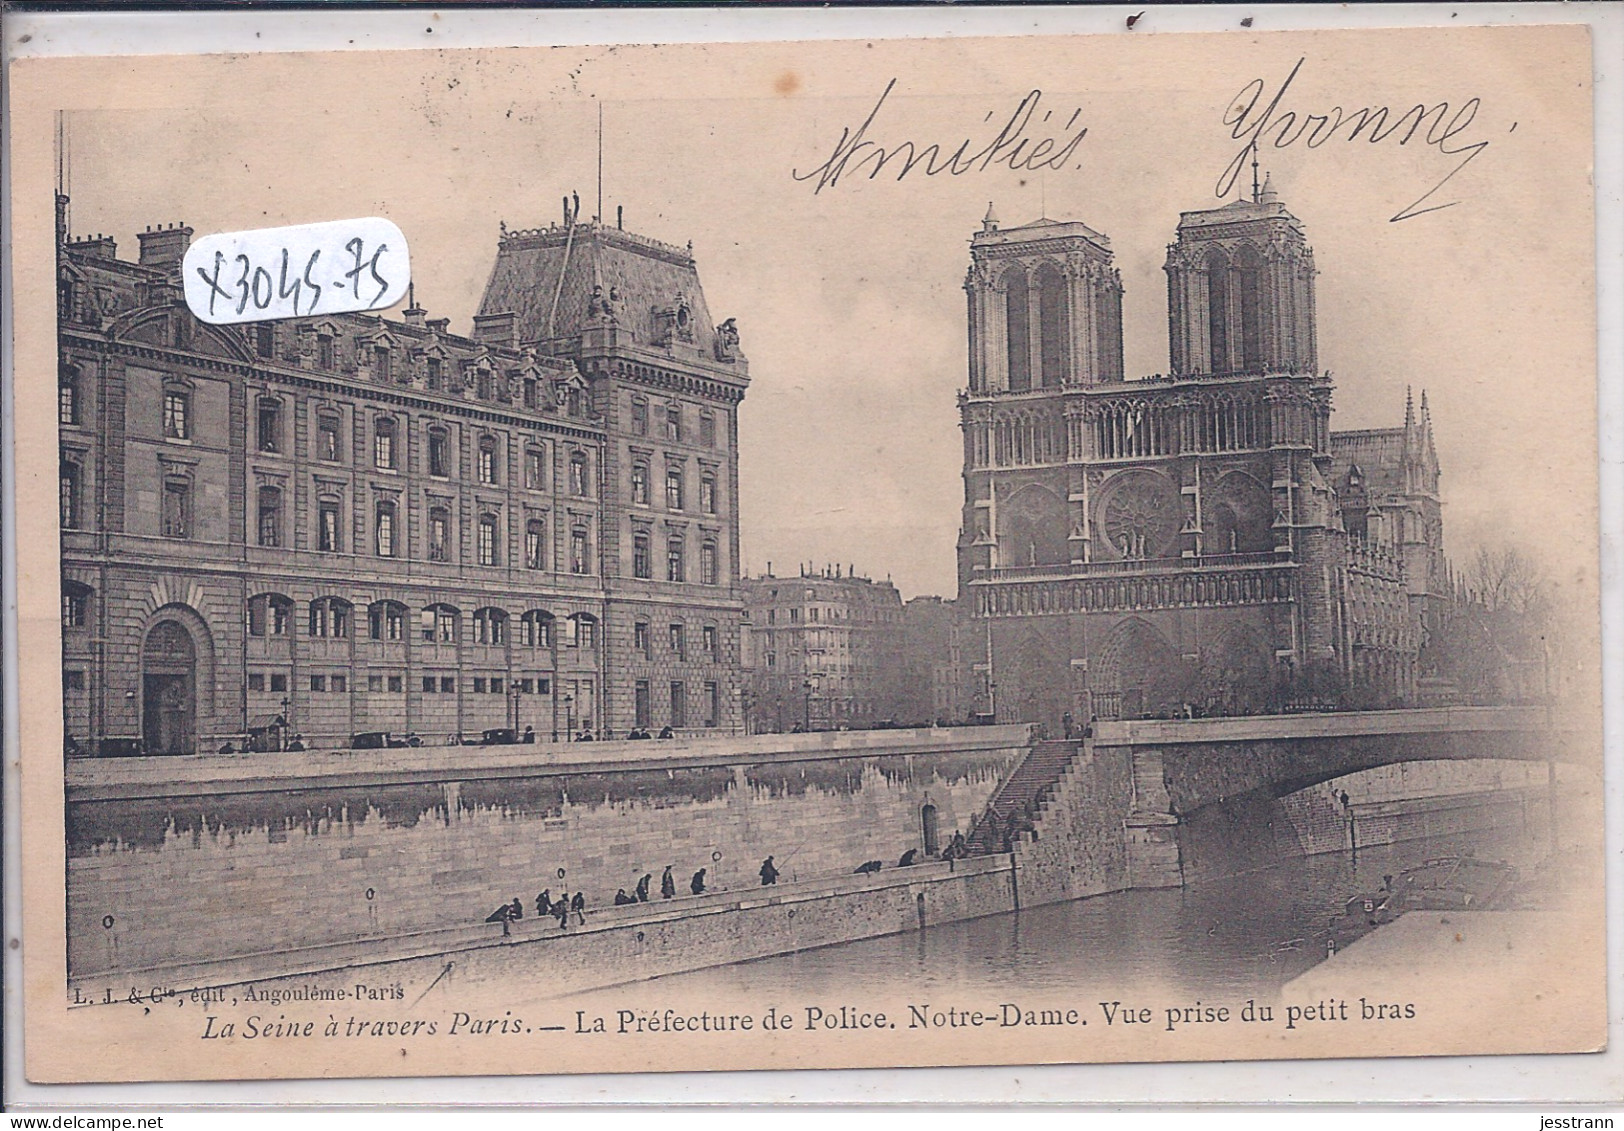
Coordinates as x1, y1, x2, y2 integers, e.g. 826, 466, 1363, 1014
703, 624, 718, 660
666, 539, 684, 583
570, 529, 589, 575
635, 680, 651, 729
388, 675, 403, 693
666, 469, 684, 511
634, 621, 650, 658
368, 675, 384, 693
525, 522, 545, 570
700, 414, 716, 448
525, 449, 544, 490
428, 430, 449, 478
478, 442, 496, 485
257, 488, 281, 547
670, 681, 686, 729
374, 424, 396, 470
423, 676, 436, 694
162, 392, 190, 439
59, 377, 79, 426
700, 477, 716, 515
536, 678, 551, 695
310, 675, 327, 692
373, 347, 390, 383
317, 415, 341, 462
429, 511, 450, 562
441, 676, 456, 694
665, 405, 682, 442
317, 334, 335, 369
478, 518, 497, 566
270, 673, 288, 693
63, 670, 87, 692
375, 506, 396, 557
255, 324, 275, 359
60, 463, 80, 529
248, 673, 266, 692
490, 678, 504, 696
62, 591, 87, 628
631, 399, 648, 435
309, 501, 335, 553
162, 481, 191, 539
257, 401, 281, 453
704, 682, 719, 728
427, 356, 442, 389
437, 609, 456, 643
474, 677, 487, 694
669, 623, 686, 659
518, 678, 533, 695
332, 674, 348, 693
632, 535, 651, 579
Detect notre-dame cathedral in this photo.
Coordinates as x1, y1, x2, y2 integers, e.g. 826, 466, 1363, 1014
956, 178, 1449, 729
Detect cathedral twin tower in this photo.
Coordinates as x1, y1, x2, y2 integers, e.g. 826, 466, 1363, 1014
957, 182, 1429, 728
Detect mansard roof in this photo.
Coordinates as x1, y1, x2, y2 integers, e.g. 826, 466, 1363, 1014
478, 220, 719, 354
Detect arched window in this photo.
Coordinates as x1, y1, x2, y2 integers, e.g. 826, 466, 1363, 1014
477, 436, 498, 485
477, 513, 499, 566
309, 597, 352, 638
700, 541, 718, 586
59, 365, 79, 426
632, 531, 652, 579
1004, 268, 1031, 392
667, 536, 686, 583
427, 426, 450, 478
473, 607, 508, 645
247, 593, 293, 637
1206, 250, 1230, 373
520, 610, 554, 648
665, 467, 684, 511
525, 519, 547, 570
256, 485, 282, 547
631, 463, 649, 505
368, 600, 406, 641
428, 506, 451, 562
375, 500, 397, 557
1236, 246, 1265, 371
374, 418, 397, 469
59, 460, 80, 530
1036, 264, 1069, 388
569, 451, 589, 497
422, 603, 459, 643
257, 398, 282, 453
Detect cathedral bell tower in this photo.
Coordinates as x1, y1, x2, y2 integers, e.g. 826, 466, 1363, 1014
1164, 174, 1318, 378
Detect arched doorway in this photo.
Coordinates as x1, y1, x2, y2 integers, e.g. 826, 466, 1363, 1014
142, 620, 196, 755
920, 804, 940, 857
1095, 618, 1186, 719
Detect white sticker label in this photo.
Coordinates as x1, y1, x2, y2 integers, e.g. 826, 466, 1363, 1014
182, 217, 410, 325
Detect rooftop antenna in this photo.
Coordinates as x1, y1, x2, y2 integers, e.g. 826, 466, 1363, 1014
596, 100, 604, 225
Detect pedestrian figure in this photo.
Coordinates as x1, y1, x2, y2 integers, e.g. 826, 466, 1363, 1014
661, 866, 677, 899
950, 830, 967, 858
635, 874, 652, 902
759, 856, 779, 886
535, 889, 552, 918
854, 860, 883, 874
523, 725, 535, 744
898, 848, 918, 868
508, 897, 523, 922
658, 725, 675, 739
570, 891, 586, 924
485, 901, 513, 936
614, 888, 634, 906
690, 868, 707, 896
554, 893, 571, 929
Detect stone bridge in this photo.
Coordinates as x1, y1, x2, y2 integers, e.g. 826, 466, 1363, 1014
1081, 706, 1578, 889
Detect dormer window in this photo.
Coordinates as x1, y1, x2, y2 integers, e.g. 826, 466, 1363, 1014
255, 324, 275, 359
373, 344, 391, 383
317, 333, 335, 370
426, 356, 443, 391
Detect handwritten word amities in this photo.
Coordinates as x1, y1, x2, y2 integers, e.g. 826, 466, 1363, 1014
1220, 57, 1496, 222
793, 79, 1090, 194
182, 216, 410, 324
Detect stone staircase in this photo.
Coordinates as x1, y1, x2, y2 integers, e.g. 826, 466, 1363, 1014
967, 738, 1082, 854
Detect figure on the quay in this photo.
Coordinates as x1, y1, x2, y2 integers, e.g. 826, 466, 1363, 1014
661, 866, 677, 899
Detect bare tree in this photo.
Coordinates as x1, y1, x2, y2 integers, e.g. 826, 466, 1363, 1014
1466, 544, 1551, 623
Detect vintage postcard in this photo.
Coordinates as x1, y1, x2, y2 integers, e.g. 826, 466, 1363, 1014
8, 22, 1607, 1084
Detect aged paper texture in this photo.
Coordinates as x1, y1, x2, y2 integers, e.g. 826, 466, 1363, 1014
10, 24, 1605, 1083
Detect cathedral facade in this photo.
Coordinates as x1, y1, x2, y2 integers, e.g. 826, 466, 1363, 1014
956, 183, 1444, 730
58, 196, 747, 754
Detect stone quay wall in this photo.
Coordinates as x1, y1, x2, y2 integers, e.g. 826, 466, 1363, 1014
68, 729, 1027, 979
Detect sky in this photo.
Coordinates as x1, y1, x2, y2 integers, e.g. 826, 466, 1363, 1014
56, 27, 1597, 599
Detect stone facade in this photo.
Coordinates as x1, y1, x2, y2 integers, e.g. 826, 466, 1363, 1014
740, 569, 905, 732
58, 196, 748, 752
956, 186, 1442, 731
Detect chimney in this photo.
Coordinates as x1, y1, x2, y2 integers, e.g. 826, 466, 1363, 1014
426, 317, 450, 335
403, 284, 425, 328
69, 233, 118, 260
472, 311, 517, 348
137, 222, 193, 270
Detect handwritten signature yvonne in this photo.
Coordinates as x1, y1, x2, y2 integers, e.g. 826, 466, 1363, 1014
1221, 57, 1498, 223
792, 79, 1089, 194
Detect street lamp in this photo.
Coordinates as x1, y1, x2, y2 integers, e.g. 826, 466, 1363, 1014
279, 695, 291, 751
509, 682, 523, 734
563, 693, 575, 742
